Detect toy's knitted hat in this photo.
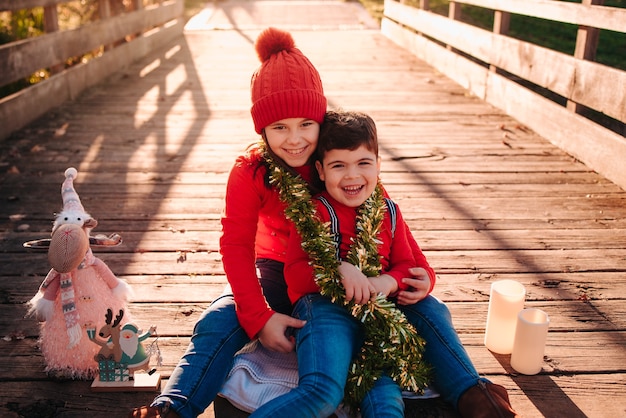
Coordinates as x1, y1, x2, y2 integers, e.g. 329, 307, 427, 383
61, 167, 84, 213
250, 27, 327, 134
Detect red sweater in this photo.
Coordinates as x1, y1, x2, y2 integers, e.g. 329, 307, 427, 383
220, 146, 312, 338
220, 146, 436, 338
284, 191, 433, 303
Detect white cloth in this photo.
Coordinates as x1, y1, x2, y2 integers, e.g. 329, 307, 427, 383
219, 340, 439, 416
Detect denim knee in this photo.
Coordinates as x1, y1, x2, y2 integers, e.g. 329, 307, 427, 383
360, 375, 404, 418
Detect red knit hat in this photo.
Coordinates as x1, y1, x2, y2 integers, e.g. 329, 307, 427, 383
250, 27, 327, 134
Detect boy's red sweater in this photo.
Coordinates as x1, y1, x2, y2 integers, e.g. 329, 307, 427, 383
284, 191, 435, 303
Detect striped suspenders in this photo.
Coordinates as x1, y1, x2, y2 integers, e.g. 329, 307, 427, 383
316, 196, 397, 261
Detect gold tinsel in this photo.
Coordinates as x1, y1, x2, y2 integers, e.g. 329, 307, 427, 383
261, 143, 430, 410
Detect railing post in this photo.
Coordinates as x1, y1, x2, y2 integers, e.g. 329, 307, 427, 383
448, 1, 461, 20
490, 10, 510, 73
98, 0, 113, 51
43, 4, 63, 74
129, 0, 144, 39
447, 2, 461, 52
567, 0, 604, 114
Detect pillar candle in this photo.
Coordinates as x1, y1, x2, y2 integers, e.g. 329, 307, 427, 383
510, 308, 550, 375
484, 279, 526, 354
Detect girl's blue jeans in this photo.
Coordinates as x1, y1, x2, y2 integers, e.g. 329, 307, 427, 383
152, 259, 485, 416
151, 290, 249, 418
250, 294, 404, 418
151, 259, 289, 417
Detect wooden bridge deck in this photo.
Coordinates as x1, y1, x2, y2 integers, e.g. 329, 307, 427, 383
1, 1, 625, 417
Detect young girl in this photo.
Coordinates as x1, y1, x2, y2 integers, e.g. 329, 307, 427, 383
130, 27, 516, 418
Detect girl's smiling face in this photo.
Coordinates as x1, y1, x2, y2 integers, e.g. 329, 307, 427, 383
316, 144, 381, 207
264, 118, 320, 168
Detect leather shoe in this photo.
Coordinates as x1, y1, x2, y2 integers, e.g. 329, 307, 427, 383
128, 404, 180, 418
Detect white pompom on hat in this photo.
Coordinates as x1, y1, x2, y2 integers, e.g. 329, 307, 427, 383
61, 167, 84, 213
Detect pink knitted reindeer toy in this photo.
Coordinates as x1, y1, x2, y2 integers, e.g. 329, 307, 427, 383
28, 167, 133, 379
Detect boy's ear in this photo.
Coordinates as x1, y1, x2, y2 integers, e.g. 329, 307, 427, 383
315, 160, 325, 181
376, 156, 382, 174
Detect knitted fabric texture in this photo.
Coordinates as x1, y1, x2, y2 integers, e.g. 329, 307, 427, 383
61, 167, 84, 213
250, 27, 327, 133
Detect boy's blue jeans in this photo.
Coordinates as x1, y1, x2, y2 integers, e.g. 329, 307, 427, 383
250, 294, 404, 418
152, 260, 484, 416
396, 295, 490, 407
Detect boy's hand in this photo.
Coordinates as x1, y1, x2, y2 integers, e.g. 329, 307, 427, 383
338, 261, 376, 305
396, 267, 431, 305
257, 312, 306, 353
367, 274, 398, 297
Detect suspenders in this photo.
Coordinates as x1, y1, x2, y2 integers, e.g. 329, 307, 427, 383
316, 196, 397, 261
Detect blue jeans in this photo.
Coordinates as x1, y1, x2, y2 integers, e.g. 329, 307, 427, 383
151, 259, 288, 418
153, 258, 483, 415
250, 294, 404, 418
152, 291, 247, 418
397, 295, 489, 408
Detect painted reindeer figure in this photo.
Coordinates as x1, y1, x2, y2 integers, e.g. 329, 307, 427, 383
89, 308, 125, 362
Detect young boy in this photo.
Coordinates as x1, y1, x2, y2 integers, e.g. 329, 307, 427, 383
286, 110, 418, 304
249, 110, 420, 418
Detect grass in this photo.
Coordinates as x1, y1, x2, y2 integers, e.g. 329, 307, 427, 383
184, 0, 211, 22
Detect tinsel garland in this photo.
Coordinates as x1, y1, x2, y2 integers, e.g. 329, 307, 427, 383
260, 144, 431, 409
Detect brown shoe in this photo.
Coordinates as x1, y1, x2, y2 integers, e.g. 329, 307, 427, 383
457, 381, 519, 418
128, 404, 180, 418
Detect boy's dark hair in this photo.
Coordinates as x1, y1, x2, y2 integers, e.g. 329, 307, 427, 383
317, 110, 378, 162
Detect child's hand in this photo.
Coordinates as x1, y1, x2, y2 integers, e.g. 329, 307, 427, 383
258, 312, 306, 353
367, 274, 398, 297
396, 267, 431, 305
338, 261, 376, 305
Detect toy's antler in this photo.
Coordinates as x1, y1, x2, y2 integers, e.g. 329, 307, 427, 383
112, 309, 124, 328
105, 308, 113, 325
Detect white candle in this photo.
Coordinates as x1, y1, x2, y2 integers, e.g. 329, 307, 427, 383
510, 308, 550, 375
484, 280, 526, 354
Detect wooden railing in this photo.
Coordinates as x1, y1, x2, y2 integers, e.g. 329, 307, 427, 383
0, 0, 184, 141
382, 0, 626, 190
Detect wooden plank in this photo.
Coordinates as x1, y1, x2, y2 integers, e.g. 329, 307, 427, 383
3, 331, 626, 379
0, 380, 214, 418
3, 269, 626, 307
3, 299, 623, 340
5, 226, 626, 258
3, 246, 626, 277
458, 0, 626, 33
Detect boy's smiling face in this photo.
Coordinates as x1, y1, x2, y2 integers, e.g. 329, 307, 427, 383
316, 144, 381, 208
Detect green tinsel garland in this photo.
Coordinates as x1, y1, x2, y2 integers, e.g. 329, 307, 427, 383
260, 144, 431, 409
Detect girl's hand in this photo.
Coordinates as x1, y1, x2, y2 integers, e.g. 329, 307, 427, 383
396, 267, 431, 305
257, 312, 306, 353
338, 261, 376, 305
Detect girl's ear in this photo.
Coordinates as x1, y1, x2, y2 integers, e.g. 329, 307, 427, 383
315, 160, 325, 181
